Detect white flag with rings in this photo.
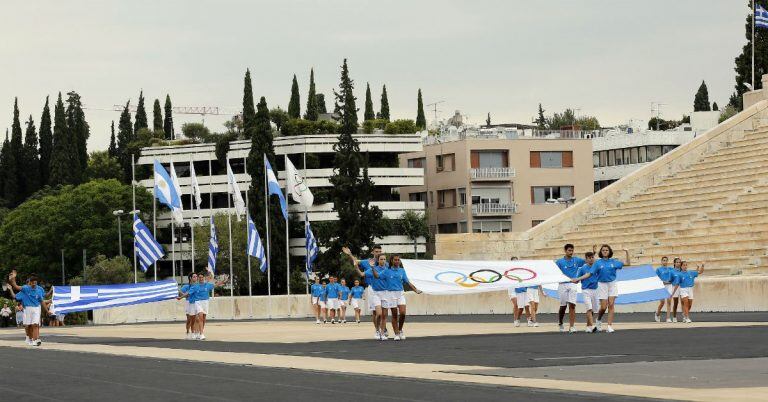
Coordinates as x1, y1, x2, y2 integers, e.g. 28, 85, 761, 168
285, 156, 314, 207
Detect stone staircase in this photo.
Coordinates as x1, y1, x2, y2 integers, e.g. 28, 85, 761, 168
522, 125, 768, 276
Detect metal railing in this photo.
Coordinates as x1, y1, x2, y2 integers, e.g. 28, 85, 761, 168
469, 167, 516, 179
471, 203, 518, 215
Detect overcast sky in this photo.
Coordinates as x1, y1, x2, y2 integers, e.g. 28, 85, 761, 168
0, 1, 748, 151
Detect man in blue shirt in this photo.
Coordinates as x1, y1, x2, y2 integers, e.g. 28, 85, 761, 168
654, 256, 674, 323
8, 271, 46, 346
571, 252, 599, 333
554, 244, 585, 333
343, 245, 388, 340
350, 279, 365, 324
338, 278, 351, 324
319, 280, 329, 323
325, 276, 342, 324
310, 277, 324, 324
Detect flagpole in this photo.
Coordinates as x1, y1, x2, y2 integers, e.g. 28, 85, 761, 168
264, 154, 272, 318
208, 154, 214, 299
189, 157, 196, 278
171, 220, 176, 281
132, 154, 137, 284
303, 139, 309, 296
153, 185, 157, 282
753, 0, 756, 89
226, 156, 235, 319
284, 156, 291, 297
244, 158, 253, 319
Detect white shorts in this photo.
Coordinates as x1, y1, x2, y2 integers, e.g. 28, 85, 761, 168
680, 287, 694, 299
598, 281, 619, 300
558, 283, 579, 306
57, 314, 66, 322
339, 300, 347, 308
319, 300, 327, 309
526, 287, 540, 304
22, 306, 41, 326
583, 288, 599, 311
371, 290, 385, 309
515, 292, 528, 306
351, 298, 361, 309
326, 299, 339, 310
185, 301, 197, 316
665, 284, 680, 298
311, 296, 320, 305
396, 291, 406, 306
194, 300, 209, 315
379, 291, 395, 309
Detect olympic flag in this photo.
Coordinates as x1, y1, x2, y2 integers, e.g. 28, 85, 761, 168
401, 259, 569, 295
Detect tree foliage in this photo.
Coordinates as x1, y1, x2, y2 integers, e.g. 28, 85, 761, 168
49, 93, 77, 187
22, 115, 41, 199
536, 103, 546, 129
85, 151, 123, 181
288, 74, 301, 119
316, 93, 328, 114
108, 121, 118, 158
65, 91, 89, 181
364, 83, 375, 121
415, 89, 427, 130
269, 107, 289, 132
281, 119, 340, 136
384, 119, 418, 134
163, 95, 174, 139
152, 99, 163, 131
116, 101, 134, 182
38, 96, 53, 185
4, 99, 23, 206
731, 0, 768, 110
242, 69, 257, 140
69, 255, 141, 285
693, 80, 711, 111
134, 91, 148, 133
378, 84, 390, 121
304, 68, 318, 121
181, 122, 211, 141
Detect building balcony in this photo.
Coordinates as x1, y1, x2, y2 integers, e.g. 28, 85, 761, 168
469, 167, 516, 180
471, 203, 518, 216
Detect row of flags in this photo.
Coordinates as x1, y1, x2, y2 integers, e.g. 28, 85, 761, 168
133, 154, 320, 280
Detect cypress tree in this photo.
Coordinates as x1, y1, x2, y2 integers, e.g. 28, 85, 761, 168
316, 93, 328, 114
693, 81, 711, 112
363, 83, 375, 121
108, 120, 118, 158
163, 95, 174, 139
486, 112, 491, 127
65, 91, 89, 181
38, 96, 53, 185
712, 102, 719, 111
0, 132, 9, 202
49, 93, 75, 186
731, 0, 768, 110
242, 69, 257, 140
288, 74, 301, 119
22, 115, 41, 197
304, 68, 318, 121
134, 90, 148, 132
536, 103, 546, 129
328, 59, 383, 258
116, 101, 134, 182
379, 85, 390, 121
5, 99, 23, 205
152, 99, 163, 131
415, 89, 427, 130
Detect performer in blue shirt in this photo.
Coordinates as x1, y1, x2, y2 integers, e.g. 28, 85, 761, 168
338, 278, 351, 324
194, 271, 228, 340
571, 252, 599, 333
554, 244, 586, 333
385, 254, 422, 340
343, 245, 388, 340
509, 286, 530, 327
654, 256, 674, 323
177, 272, 199, 340
310, 277, 324, 324
7, 271, 46, 346
594, 244, 630, 333
325, 276, 342, 324
349, 280, 365, 324
678, 261, 704, 323
670, 258, 683, 322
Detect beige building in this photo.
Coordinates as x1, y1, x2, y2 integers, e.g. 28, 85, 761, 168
399, 133, 594, 234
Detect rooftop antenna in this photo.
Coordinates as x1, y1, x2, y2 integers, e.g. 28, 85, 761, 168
650, 102, 665, 131
426, 100, 445, 127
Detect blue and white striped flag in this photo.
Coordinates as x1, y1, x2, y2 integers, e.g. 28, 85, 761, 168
305, 222, 319, 277
52, 280, 178, 314
542, 265, 668, 304
207, 215, 219, 275
757, 5, 768, 29
154, 160, 183, 224
264, 155, 288, 220
133, 215, 165, 272
247, 214, 267, 272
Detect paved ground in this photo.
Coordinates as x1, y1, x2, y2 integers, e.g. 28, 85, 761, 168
1, 313, 767, 401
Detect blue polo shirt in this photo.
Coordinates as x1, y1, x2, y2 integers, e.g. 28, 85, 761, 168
16, 285, 45, 308
339, 285, 350, 300
350, 286, 365, 299
576, 263, 599, 290
656, 266, 673, 283
555, 256, 586, 279
514, 287, 527, 294
196, 283, 214, 301
364, 265, 387, 291
669, 270, 683, 287
310, 283, 324, 297
594, 258, 624, 282
326, 283, 340, 299
680, 271, 699, 288
187, 283, 201, 303
320, 286, 328, 302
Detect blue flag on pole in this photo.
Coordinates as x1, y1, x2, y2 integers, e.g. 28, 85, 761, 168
247, 214, 267, 272
207, 215, 219, 274
264, 155, 288, 220
542, 265, 669, 305
757, 5, 768, 29
133, 215, 165, 272
153, 160, 183, 223
305, 222, 319, 278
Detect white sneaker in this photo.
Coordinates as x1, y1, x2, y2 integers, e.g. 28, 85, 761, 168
26, 339, 34, 346
323, 320, 327, 324
606, 326, 615, 333
394, 334, 401, 341
315, 319, 320, 324
383, 330, 389, 338
672, 317, 678, 323
596, 321, 602, 332
342, 320, 347, 324
185, 333, 191, 340
533, 322, 539, 327
331, 319, 336, 324
558, 324, 565, 332
33, 339, 42, 346
514, 320, 520, 327
527, 320, 533, 327
399, 331, 406, 340
198, 334, 206, 341
374, 331, 381, 340
654, 313, 660, 322
666, 318, 673, 323
569, 326, 577, 333
379, 334, 388, 341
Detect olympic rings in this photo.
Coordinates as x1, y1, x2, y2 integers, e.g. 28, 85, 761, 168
434, 267, 538, 287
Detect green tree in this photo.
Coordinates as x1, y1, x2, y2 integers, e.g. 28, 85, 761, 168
270, 107, 289, 132
192, 215, 256, 295
49, 93, 77, 186
398, 210, 429, 257
486, 112, 491, 127
152, 98, 163, 131
364, 83, 375, 121
731, 0, 768, 110
163, 95, 174, 139
108, 121, 118, 158
69, 255, 140, 285
85, 151, 124, 181
304, 68, 319, 121
242, 69, 257, 140
384, 119, 417, 134
547, 108, 576, 129
712, 102, 719, 111
0, 179, 152, 282
5, 99, 23, 206
575, 116, 601, 131
181, 122, 211, 141
116, 101, 134, 182
327, 58, 384, 262
415, 89, 427, 130
378, 84, 390, 121
38, 96, 53, 185
535, 103, 546, 129
288, 74, 301, 119
316, 93, 328, 114
0, 133, 10, 204
134, 90, 148, 133
22, 115, 41, 199
693, 80, 711, 111
246, 96, 288, 294
65, 91, 89, 181
719, 104, 739, 123
223, 114, 243, 136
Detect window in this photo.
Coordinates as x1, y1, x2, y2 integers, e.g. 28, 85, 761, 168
477, 151, 507, 168
436, 153, 455, 172
662, 145, 676, 155
458, 188, 466, 206
623, 149, 631, 165
531, 186, 575, 204
630, 147, 638, 164
532, 220, 545, 227
437, 189, 456, 208
647, 146, 662, 161
438, 223, 458, 233
459, 221, 468, 233
472, 220, 512, 233
530, 151, 573, 168
593, 152, 600, 168
639, 146, 647, 163
599, 151, 607, 167
409, 192, 427, 202
429, 191, 434, 205
407, 157, 425, 168
607, 150, 615, 166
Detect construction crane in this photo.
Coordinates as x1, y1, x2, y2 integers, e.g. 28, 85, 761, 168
109, 104, 235, 126
426, 100, 445, 128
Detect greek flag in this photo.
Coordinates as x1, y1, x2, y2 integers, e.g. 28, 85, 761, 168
207, 215, 218, 275
542, 265, 668, 304
133, 215, 165, 272
190, 160, 203, 219
226, 160, 247, 220
757, 5, 768, 29
153, 160, 183, 224
52, 280, 178, 314
306, 222, 319, 277
264, 155, 288, 220
247, 214, 267, 272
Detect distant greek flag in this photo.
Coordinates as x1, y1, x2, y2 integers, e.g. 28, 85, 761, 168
305, 222, 319, 277
264, 155, 288, 220
542, 265, 668, 304
189, 160, 203, 218
247, 214, 267, 272
226, 160, 247, 220
52, 280, 178, 314
207, 215, 219, 275
153, 160, 183, 224
133, 215, 165, 272
757, 5, 768, 29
